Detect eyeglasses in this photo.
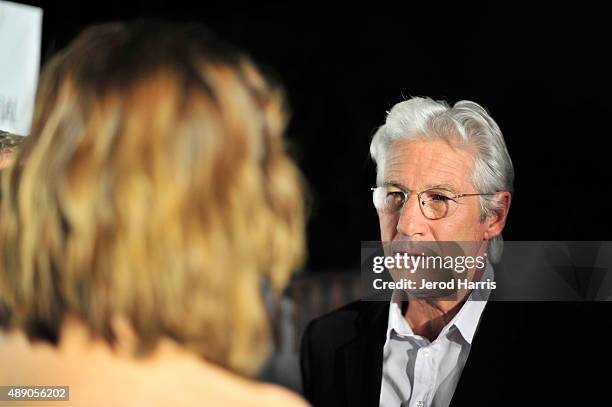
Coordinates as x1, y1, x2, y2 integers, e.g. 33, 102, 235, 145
371, 185, 499, 220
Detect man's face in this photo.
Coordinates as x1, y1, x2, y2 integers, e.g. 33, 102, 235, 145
378, 139, 488, 243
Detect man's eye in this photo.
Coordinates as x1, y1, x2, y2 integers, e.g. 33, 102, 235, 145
386, 191, 405, 202
430, 193, 451, 202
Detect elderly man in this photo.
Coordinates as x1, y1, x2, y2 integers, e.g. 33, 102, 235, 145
300, 97, 612, 406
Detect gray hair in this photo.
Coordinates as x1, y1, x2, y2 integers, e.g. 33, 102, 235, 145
370, 97, 514, 262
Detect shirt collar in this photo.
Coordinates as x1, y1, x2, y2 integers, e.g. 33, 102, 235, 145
385, 261, 494, 346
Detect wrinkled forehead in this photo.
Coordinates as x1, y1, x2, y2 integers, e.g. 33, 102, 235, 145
383, 139, 476, 192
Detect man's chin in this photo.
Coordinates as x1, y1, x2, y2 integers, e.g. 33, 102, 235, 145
405, 288, 459, 301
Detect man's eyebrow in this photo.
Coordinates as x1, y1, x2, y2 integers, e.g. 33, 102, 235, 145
383, 181, 459, 193
382, 180, 409, 191
422, 183, 458, 192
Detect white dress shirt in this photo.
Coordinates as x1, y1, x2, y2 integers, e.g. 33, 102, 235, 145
379, 264, 493, 407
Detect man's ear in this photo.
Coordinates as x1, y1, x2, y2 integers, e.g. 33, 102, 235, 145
483, 192, 512, 240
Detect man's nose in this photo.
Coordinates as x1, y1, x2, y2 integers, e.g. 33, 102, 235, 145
396, 194, 428, 238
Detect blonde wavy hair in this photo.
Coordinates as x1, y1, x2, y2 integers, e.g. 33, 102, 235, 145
0, 21, 305, 376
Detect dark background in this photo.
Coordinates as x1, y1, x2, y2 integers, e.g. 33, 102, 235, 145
18, 2, 612, 271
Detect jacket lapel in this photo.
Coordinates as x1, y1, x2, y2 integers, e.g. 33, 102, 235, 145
334, 299, 523, 406
450, 301, 524, 405
341, 300, 389, 407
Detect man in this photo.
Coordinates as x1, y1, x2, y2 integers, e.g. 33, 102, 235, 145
300, 97, 612, 406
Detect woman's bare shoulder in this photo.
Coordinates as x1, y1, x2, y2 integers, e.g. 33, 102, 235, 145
252, 383, 309, 407
0, 328, 309, 407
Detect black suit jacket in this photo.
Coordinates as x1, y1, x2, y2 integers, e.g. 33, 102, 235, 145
300, 299, 612, 406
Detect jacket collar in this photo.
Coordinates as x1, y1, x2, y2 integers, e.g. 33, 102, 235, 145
341, 297, 389, 407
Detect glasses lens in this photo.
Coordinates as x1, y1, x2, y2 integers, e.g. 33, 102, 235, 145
420, 190, 455, 219
373, 187, 405, 214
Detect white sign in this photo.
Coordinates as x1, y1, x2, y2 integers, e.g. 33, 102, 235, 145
0, 1, 42, 136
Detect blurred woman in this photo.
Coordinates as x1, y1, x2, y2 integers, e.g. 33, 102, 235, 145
0, 21, 306, 406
